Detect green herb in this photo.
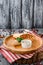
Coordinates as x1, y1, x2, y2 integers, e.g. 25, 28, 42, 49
16, 37, 23, 42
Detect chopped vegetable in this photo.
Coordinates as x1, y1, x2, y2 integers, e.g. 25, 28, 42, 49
16, 37, 23, 42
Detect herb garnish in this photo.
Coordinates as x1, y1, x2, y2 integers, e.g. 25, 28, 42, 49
16, 37, 23, 42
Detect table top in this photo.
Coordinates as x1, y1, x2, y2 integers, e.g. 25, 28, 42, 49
0, 29, 43, 65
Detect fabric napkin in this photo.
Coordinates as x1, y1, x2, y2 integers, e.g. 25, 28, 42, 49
0, 45, 43, 63
0, 45, 35, 63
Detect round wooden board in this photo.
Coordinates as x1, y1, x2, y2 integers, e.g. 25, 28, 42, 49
3, 33, 42, 54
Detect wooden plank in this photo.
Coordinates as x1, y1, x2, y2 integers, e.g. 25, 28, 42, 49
0, 38, 3, 45
0, 0, 10, 29
34, 0, 43, 28
0, 54, 10, 65
10, 0, 21, 29
22, 0, 33, 29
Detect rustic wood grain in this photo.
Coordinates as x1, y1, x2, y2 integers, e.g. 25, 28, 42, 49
0, 0, 10, 29
0, 54, 10, 65
10, 0, 21, 29
22, 0, 33, 29
34, 0, 43, 28
0, 0, 43, 29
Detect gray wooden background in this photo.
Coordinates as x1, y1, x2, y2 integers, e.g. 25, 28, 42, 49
0, 0, 43, 29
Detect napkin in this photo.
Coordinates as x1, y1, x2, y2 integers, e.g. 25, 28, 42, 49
0, 45, 35, 63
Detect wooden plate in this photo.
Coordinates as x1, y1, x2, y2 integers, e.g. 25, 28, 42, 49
3, 33, 42, 54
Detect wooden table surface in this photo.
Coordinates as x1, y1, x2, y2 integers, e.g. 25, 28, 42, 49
0, 29, 43, 65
